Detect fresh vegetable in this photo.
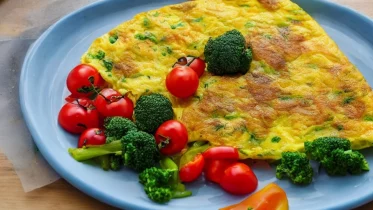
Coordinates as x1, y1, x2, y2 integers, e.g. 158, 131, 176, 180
95, 155, 111, 171
304, 137, 351, 162
69, 140, 122, 161
203, 146, 239, 160
276, 152, 313, 185
220, 183, 289, 210
66, 64, 104, 97
179, 143, 209, 169
109, 154, 123, 171
204, 159, 235, 183
121, 130, 160, 172
204, 29, 253, 75
139, 157, 192, 203
68, 130, 160, 172
104, 116, 137, 143
166, 66, 199, 98
173, 57, 206, 77
188, 57, 206, 77
65, 95, 77, 103
220, 163, 258, 195
58, 98, 99, 134
78, 128, 106, 148
323, 149, 369, 176
179, 153, 205, 182
134, 93, 174, 133
155, 120, 188, 155
94, 88, 134, 119
305, 137, 369, 176
94, 154, 123, 171
140, 167, 174, 203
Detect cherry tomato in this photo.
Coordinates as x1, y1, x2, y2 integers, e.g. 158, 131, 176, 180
220, 163, 258, 195
65, 94, 76, 103
179, 153, 205, 182
166, 66, 199, 98
66, 64, 103, 97
203, 146, 239, 160
94, 88, 134, 118
58, 98, 99, 134
78, 128, 106, 148
204, 159, 235, 183
174, 57, 206, 77
188, 57, 206, 77
155, 120, 188, 156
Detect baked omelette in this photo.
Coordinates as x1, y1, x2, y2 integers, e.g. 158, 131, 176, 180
81, 0, 373, 160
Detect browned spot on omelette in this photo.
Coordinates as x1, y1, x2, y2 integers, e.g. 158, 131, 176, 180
114, 62, 138, 77
344, 100, 366, 119
258, 0, 282, 10
246, 73, 281, 102
170, 1, 197, 11
248, 27, 308, 70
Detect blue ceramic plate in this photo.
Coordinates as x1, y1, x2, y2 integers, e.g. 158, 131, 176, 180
20, 0, 373, 209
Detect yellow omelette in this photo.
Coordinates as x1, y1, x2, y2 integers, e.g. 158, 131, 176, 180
81, 0, 373, 159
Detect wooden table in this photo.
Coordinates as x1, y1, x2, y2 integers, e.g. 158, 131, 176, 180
1, 0, 373, 209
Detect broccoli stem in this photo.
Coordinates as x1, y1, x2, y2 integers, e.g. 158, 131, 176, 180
160, 157, 179, 185
68, 141, 122, 161
192, 141, 209, 147
95, 155, 110, 171
172, 191, 193, 199
174, 183, 186, 191
160, 157, 192, 197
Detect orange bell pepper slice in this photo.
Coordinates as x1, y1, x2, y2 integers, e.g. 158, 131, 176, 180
220, 183, 289, 210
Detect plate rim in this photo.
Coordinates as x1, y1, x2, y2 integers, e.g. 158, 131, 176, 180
19, 0, 373, 209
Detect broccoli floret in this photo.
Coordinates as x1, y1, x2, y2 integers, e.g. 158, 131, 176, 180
68, 130, 159, 172
134, 94, 174, 133
121, 130, 160, 172
140, 168, 173, 203
146, 185, 173, 203
104, 117, 137, 143
204, 29, 253, 75
140, 167, 175, 187
109, 154, 123, 171
322, 149, 369, 176
139, 158, 192, 203
344, 150, 370, 174
304, 137, 350, 161
305, 137, 369, 176
276, 152, 313, 185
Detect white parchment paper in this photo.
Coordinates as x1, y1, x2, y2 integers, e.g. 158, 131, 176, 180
0, 0, 97, 192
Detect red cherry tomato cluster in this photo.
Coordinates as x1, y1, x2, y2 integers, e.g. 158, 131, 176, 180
204, 147, 258, 195
58, 64, 134, 148
166, 57, 206, 98
178, 146, 258, 195
60, 62, 258, 197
